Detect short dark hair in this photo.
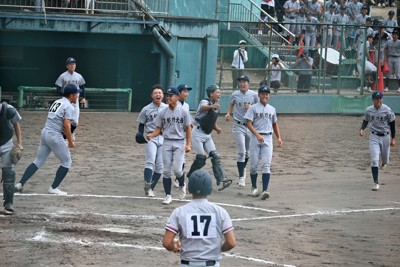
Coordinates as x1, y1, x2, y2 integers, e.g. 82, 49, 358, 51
151, 84, 164, 92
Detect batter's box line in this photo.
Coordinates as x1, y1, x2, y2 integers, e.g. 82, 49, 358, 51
28, 229, 296, 267
12, 193, 279, 213
232, 207, 400, 222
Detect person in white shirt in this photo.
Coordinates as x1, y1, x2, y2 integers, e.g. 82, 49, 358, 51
231, 40, 248, 89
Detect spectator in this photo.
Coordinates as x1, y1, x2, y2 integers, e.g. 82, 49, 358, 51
356, 40, 377, 93
259, 0, 275, 35
347, 0, 363, 47
305, 0, 321, 19
384, 30, 400, 93
282, 0, 301, 43
231, 40, 248, 89
381, 10, 398, 35
322, 4, 337, 48
373, 27, 392, 91
295, 49, 313, 93
333, 5, 350, 50
266, 54, 285, 93
303, 12, 319, 57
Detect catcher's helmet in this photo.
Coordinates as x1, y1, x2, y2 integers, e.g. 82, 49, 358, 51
188, 169, 213, 195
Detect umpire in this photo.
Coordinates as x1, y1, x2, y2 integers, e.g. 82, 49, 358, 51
0, 101, 23, 215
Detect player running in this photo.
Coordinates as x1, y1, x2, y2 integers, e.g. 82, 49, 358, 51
244, 85, 282, 199
15, 84, 81, 195
359, 91, 396, 191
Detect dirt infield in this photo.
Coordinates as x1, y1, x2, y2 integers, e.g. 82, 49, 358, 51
1, 111, 399, 267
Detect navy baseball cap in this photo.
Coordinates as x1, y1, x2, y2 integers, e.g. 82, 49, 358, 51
165, 87, 180, 96
305, 12, 311, 16
63, 84, 82, 96
329, 4, 335, 8
372, 91, 383, 99
177, 84, 192, 92
340, 5, 346, 10
65, 57, 77, 64
237, 75, 250, 82
206, 84, 220, 94
361, 5, 368, 10
258, 85, 271, 93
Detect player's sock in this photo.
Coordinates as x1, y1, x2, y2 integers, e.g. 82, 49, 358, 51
144, 168, 152, 184
262, 173, 270, 192
371, 167, 378, 184
151, 172, 162, 190
177, 173, 185, 187
250, 173, 257, 188
19, 163, 39, 186
51, 166, 69, 189
244, 157, 249, 167
237, 162, 245, 177
163, 177, 172, 195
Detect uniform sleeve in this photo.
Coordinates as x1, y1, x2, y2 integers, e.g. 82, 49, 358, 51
387, 108, 396, 123
64, 105, 75, 121
272, 107, 278, 124
55, 74, 63, 88
220, 208, 234, 235
153, 109, 163, 128
137, 107, 147, 124
165, 209, 180, 234
243, 106, 254, 122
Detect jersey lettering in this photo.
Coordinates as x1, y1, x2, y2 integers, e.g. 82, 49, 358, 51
186, 213, 217, 239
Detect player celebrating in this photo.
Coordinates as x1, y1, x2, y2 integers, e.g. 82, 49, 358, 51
147, 87, 192, 205
163, 169, 236, 266
55, 57, 86, 138
15, 84, 81, 195
0, 101, 23, 215
136, 84, 167, 197
359, 92, 396, 191
225, 75, 258, 187
187, 84, 232, 191
244, 85, 282, 199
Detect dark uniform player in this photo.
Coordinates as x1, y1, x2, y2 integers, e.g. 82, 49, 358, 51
0, 101, 23, 214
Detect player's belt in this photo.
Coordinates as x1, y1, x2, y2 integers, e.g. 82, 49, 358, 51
260, 132, 272, 135
181, 260, 216, 266
235, 120, 246, 126
371, 131, 390, 136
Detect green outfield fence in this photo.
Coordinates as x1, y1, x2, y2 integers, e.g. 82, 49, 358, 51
17, 86, 132, 111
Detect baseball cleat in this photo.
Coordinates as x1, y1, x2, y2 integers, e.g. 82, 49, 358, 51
261, 191, 270, 200
179, 185, 186, 200
14, 183, 23, 192
144, 183, 151, 196
48, 186, 67, 196
147, 189, 155, 197
173, 179, 180, 188
238, 177, 245, 187
162, 194, 172, 205
4, 203, 14, 215
372, 183, 380, 191
218, 179, 233, 191
250, 187, 260, 197
381, 164, 387, 170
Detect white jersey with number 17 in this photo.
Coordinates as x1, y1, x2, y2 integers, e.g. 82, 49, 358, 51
165, 199, 234, 262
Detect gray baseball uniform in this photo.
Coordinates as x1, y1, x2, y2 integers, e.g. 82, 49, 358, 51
138, 102, 167, 189
154, 105, 192, 196
55, 71, 85, 126
0, 103, 22, 168
230, 89, 258, 163
164, 198, 234, 265
384, 38, 400, 79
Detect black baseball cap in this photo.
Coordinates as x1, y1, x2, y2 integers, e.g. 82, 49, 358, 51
340, 5, 346, 10
389, 10, 395, 15
63, 84, 82, 96
65, 57, 77, 64
372, 91, 383, 99
165, 87, 180, 96
258, 85, 271, 93
177, 84, 192, 92
237, 75, 250, 82
361, 5, 368, 10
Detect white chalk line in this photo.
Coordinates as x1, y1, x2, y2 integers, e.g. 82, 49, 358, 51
29, 229, 296, 267
232, 207, 400, 222
11, 192, 278, 213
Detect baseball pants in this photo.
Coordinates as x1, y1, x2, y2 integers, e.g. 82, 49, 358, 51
388, 57, 400, 78
0, 139, 14, 168
369, 134, 390, 168
145, 135, 163, 173
232, 123, 251, 162
162, 139, 185, 179
249, 134, 273, 174
191, 127, 216, 155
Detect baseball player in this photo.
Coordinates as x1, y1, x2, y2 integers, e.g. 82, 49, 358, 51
231, 40, 248, 89
147, 87, 192, 205
136, 84, 168, 197
359, 91, 396, 191
384, 30, 400, 93
244, 85, 282, 199
14, 84, 81, 196
282, 0, 300, 43
55, 57, 86, 138
0, 101, 23, 215
163, 169, 236, 267
333, 5, 350, 50
225, 75, 258, 187
187, 84, 232, 191
173, 84, 193, 188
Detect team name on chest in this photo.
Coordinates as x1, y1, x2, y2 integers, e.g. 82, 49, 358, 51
254, 112, 273, 119
162, 117, 184, 124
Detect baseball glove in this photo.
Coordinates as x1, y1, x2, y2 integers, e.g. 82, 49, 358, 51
135, 133, 148, 144
10, 146, 23, 164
